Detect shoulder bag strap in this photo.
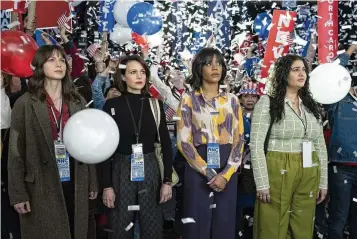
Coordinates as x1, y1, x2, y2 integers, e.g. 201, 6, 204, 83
149, 98, 161, 143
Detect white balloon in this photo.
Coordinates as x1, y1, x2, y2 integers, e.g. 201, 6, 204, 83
63, 109, 119, 164
113, 0, 137, 27
309, 63, 351, 104
146, 31, 163, 48
110, 24, 132, 45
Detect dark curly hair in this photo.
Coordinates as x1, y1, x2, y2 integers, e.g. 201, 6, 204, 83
187, 48, 227, 91
269, 55, 321, 123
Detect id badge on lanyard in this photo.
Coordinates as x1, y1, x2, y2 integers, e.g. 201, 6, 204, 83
207, 110, 220, 169
52, 102, 70, 182
54, 141, 70, 182
302, 140, 313, 168
131, 144, 145, 181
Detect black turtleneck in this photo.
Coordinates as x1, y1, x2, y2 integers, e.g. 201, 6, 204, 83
102, 91, 173, 187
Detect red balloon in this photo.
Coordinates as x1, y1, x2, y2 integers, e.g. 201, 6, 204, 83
1, 30, 39, 78
131, 32, 149, 52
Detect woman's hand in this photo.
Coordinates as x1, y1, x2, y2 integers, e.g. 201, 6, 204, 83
159, 183, 172, 203
103, 188, 116, 208
207, 174, 227, 192
256, 189, 270, 203
316, 188, 328, 204
14, 201, 31, 214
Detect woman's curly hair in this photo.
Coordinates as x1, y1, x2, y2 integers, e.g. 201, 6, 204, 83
269, 54, 321, 123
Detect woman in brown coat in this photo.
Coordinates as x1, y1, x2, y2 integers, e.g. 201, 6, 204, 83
8, 45, 98, 239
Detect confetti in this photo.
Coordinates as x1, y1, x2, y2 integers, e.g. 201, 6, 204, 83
209, 192, 214, 198
333, 166, 338, 173
309, 191, 314, 198
138, 189, 147, 194
239, 231, 243, 237
337, 147, 342, 154
209, 204, 216, 209
353, 198, 357, 202
128, 205, 140, 211
6, 21, 20, 29
125, 222, 134, 231
280, 169, 287, 175
172, 116, 181, 121
181, 218, 196, 224
344, 180, 348, 184
244, 164, 251, 169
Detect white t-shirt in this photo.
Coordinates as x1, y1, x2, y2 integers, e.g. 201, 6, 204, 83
1, 88, 11, 129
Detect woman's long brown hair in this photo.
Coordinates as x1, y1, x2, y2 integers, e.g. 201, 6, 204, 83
28, 45, 81, 103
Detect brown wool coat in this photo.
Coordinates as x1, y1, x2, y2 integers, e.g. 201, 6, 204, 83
8, 92, 98, 239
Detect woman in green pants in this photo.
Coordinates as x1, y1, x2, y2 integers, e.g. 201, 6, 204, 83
250, 55, 328, 239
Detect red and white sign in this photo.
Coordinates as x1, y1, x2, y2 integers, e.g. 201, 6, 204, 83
261, 10, 297, 79
36, 1, 72, 31
317, 0, 338, 63
0, 0, 27, 13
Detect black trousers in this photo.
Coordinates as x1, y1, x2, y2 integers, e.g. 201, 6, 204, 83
108, 152, 163, 239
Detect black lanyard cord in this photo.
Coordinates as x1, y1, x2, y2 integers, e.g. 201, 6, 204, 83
286, 102, 308, 137
125, 96, 144, 144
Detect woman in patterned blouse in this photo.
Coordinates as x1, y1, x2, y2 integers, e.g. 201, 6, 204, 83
176, 48, 244, 239
250, 55, 328, 239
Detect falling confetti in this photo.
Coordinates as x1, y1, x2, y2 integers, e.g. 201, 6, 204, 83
333, 165, 338, 173
280, 169, 287, 175
128, 205, 140, 211
209, 192, 214, 198
209, 204, 216, 209
125, 222, 134, 231
181, 218, 196, 224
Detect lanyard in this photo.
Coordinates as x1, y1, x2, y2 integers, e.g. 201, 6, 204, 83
50, 99, 63, 141
125, 96, 144, 144
286, 102, 308, 137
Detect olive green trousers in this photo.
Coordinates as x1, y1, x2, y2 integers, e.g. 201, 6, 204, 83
253, 152, 320, 239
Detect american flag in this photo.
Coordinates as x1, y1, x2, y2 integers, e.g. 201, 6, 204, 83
87, 43, 100, 58
279, 32, 294, 46
57, 13, 70, 30
165, 107, 176, 122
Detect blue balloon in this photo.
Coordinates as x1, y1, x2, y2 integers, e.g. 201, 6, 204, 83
127, 2, 162, 36
253, 13, 272, 39
244, 57, 260, 77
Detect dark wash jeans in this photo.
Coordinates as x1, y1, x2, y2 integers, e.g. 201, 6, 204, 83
328, 165, 357, 239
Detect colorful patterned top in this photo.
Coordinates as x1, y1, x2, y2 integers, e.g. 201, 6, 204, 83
176, 88, 245, 182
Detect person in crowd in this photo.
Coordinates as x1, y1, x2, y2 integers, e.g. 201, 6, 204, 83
327, 44, 357, 239
101, 55, 173, 239
92, 58, 121, 110
176, 48, 245, 239
236, 79, 260, 239
7, 45, 98, 239
250, 55, 328, 239
1, 71, 21, 239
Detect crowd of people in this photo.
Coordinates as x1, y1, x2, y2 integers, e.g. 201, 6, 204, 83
1, 10, 357, 239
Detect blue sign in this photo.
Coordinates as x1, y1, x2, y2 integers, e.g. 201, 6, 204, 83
99, 0, 115, 32
207, 0, 230, 51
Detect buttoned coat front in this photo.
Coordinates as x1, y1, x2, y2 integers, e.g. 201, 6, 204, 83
8, 92, 98, 239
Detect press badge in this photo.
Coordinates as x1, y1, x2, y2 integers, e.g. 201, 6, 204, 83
207, 143, 220, 168
131, 144, 145, 181
302, 141, 313, 168
54, 141, 70, 182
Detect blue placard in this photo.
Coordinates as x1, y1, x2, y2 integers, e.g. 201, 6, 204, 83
207, 0, 230, 52
34, 30, 58, 47
0, 10, 11, 30
99, 0, 115, 32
